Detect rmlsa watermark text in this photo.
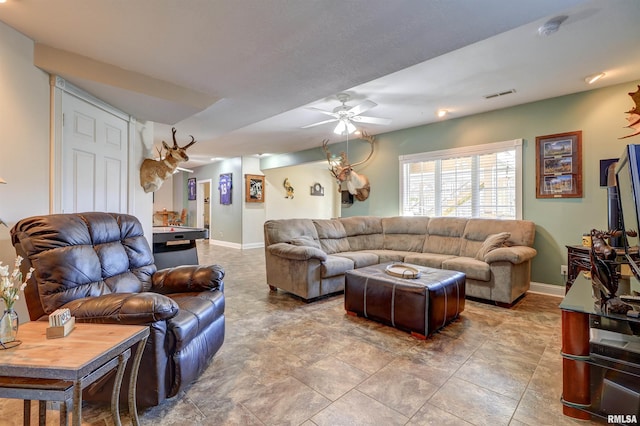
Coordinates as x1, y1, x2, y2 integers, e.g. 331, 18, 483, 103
608, 414, 638, 424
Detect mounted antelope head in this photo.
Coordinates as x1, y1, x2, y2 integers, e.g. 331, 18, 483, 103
322, 132, 375, 201
140, 127, 196, 193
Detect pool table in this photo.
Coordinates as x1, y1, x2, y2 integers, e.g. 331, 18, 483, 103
152, 226, 209, 269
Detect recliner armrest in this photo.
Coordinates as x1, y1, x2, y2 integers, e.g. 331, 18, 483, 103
63, 292, 179, 324
151, 264, 225, 294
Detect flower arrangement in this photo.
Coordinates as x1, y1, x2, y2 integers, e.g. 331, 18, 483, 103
0, 256, 33, 311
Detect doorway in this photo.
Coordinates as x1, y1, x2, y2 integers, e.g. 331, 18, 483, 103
196, 179, 212, 234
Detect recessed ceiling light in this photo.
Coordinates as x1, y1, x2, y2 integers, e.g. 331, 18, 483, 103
585, 72, 606, 84
437, 109, 448, 118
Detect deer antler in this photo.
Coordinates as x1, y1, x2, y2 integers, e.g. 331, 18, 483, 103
349, 132, 375, 169
171, 126, 196, 149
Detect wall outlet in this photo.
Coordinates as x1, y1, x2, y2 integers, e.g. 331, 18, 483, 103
560, 265, 568, 276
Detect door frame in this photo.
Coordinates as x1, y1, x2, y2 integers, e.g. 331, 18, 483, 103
196, 179, 212, 229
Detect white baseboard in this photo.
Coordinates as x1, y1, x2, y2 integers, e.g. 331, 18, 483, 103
528, 281, 565, 298
209, 239, 264, 250
209, 239, 242, 249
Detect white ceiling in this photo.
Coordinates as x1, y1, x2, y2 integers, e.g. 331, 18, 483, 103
1, 0, 640, 168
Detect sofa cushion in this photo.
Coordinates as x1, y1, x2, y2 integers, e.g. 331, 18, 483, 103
442, 257, 491, 281
340, 216, 384, 251
289, 235, 322, 249
403, 252, 457, 269
322, 255, 354, 277
264, 219, 319, 245
363, 250, 410, 264
382, 216, 428, 252
459, 218, 535, 258
314, 219, 350, 254
422, 217, 468, 255
334, 251, 379, 268
474, 232, 511, 261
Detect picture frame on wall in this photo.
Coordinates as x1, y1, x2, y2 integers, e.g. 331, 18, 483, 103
245, 174, 265, 203
187, 177, 197, 200
219, 173, 232, 205
535, 131, 582, 198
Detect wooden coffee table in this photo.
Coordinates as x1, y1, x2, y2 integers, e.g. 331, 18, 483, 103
0, 321, 149, 426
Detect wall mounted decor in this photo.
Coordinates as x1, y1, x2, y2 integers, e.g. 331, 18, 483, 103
245, 174, 265, 203
283, 178, 294, 199
310, 183, 325, 196
219, 173, 232, 205
187, 177, 196, 200
140, 127, 196, 193
535, 131, 582, 198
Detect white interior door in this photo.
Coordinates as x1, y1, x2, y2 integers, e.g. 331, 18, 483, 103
61, 93, 128, 213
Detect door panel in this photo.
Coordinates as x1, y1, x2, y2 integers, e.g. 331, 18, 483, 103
62, 93, 128, 213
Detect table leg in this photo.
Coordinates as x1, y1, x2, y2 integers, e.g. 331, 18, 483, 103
110, 350, 131, 426
38, 401, 46, 426
128, 336, 148, 426
22, 400, 30, 426
72, 381, 81, 426
60, 400, 69, 426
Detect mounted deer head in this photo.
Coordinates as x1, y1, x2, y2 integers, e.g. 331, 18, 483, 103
140, 127, 196, 193
322, 132, 375, 201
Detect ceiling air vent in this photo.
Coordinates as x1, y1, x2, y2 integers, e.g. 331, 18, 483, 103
484, 89, 516, 99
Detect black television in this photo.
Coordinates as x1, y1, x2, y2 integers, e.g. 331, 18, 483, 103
615, 144, 640, 278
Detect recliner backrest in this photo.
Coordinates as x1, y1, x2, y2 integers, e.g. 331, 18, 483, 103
11, 212, 156, 319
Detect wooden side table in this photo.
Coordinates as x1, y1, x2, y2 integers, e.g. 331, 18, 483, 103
0, 322, 149, 426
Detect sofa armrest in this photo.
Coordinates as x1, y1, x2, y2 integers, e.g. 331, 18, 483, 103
62, 292, 179, 325
267, 242, 328, 262
483, 246, 537, 264
152, 265, 225, 294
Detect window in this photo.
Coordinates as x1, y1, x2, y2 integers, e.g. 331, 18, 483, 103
400, 139, 522, 219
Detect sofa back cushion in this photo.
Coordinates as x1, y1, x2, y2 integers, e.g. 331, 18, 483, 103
339, 216, 383, 251
459, 218, 536, 258
10, 212, 156, 316
313, 219, 350, 254
382, 216, 429, 252
422, 217, 468, 255
264, 218, 319, 246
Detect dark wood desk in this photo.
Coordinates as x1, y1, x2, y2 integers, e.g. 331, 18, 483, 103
0, 322, 149, 426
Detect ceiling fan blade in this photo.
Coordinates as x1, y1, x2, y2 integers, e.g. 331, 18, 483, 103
301, 118, 339, 129
348, 100, 377, 116
351, 115, 392, 125
306, 107, 340, 118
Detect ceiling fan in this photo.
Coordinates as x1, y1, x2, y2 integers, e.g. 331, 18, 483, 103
302, 93, 391, 135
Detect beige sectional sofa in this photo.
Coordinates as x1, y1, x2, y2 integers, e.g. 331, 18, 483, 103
263, 216, 537, 305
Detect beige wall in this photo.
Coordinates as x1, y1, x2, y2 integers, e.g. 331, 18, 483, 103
0, 21, 52, 320
264, 162, 339, 220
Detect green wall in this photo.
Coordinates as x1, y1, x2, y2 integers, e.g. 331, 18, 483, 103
263, 80, 640, 286
190, 157, 243, 244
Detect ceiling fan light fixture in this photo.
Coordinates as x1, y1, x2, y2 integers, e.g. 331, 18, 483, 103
585, 72, 605, 84
537, 15, 568, 36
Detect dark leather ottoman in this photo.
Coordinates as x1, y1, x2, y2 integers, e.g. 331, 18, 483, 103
344, 263, 465, 339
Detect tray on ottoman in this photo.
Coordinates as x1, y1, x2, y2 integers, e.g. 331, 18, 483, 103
344, 263, 465, 339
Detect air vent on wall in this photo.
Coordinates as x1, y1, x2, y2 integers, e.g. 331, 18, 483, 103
484, 89, 516, 99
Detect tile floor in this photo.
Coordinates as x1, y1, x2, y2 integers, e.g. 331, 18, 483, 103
0, 242, 607, 425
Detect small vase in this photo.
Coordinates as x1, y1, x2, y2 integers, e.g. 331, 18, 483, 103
0, 309, 19, 344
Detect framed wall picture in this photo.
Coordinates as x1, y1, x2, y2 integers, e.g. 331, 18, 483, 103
219, 173, 232, 205
245, 174, 265, 203
535, 131, 582, 198
187, 177, 197, 200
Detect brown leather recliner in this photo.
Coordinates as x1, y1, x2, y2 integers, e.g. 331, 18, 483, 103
10, 212, 225, 407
